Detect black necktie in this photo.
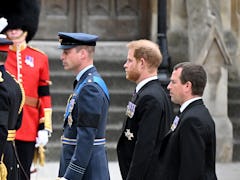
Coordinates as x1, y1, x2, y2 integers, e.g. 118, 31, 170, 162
131, 89, 137, 102
176, 109, 181, 117
73, 80, 78, 89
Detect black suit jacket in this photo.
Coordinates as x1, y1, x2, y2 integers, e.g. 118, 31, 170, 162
117, 79, 174, 180
159, 99, 217, 180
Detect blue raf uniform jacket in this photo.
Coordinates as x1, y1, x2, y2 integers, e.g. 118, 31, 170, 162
58, 66, 110, 180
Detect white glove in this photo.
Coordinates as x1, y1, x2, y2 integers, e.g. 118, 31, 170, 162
56, 177, 68, 180
35, 130, 49, 147
0, 17, 8, 32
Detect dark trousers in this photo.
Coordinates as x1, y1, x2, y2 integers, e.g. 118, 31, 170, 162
15, 140, 35, 180
3, 142, 20, 180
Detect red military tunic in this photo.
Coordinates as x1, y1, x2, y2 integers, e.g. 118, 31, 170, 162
5, 43, 52, 141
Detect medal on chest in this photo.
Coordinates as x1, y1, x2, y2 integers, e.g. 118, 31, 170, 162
64, 94, 75, 127
68, 115, 73, 127
125, 129, 134, 140
126, 101, 136, 118
170, 116, 180, 131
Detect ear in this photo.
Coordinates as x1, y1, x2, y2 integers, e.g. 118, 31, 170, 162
79, 48, 86, 58
139, 57, 145, 67
185, 81, 192, 92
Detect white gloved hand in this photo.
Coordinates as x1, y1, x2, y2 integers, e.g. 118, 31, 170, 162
0, 17, 8, 32
35, 130, 49, 147
56, 177, 68, 180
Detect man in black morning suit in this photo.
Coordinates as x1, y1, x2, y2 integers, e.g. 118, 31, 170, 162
0, 35, 24, 180
117, 39, 174, 180
158, 62, 217, 180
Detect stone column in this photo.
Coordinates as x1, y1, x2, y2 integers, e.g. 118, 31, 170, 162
186, 0, 233, 162
230, 0, 240, 79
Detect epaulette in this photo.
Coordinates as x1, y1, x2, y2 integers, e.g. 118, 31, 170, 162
17, 80, 25, 114
27, 45, 46, 55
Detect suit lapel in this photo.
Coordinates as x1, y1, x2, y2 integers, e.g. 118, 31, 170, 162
163, 99, 204, 138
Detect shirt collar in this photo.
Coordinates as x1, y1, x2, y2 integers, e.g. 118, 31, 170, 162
76, 65, 94, 81
180, 97, 202, 113
135, 76, 158, 93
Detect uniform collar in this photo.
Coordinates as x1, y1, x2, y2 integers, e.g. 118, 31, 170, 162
76, 65, 94, 81
9, 42, 27, 52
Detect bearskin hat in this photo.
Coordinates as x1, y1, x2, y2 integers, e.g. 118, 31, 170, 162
0, 0, 40, 42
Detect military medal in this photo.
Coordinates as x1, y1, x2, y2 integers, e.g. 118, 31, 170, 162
125, 129, 134, 140
0, 72, 4, 82
170, 115, 180, 131
64, 78, 88, 126
68, 115, 73, 127
64, 94, 75, 127
126, 101, 136, 118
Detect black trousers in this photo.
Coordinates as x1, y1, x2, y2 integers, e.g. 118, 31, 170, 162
3, 142, 20, 180
15, 140, 35, 180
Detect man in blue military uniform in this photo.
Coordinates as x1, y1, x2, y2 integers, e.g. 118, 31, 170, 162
57, 32, 110, 180
0, 35, 25, 180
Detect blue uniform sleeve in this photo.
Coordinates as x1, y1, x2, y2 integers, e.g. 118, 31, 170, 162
64, 83, 104, 180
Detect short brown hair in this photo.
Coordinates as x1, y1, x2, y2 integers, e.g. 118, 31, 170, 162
174, 62, 207, 96
127, 39, 162, 69
75, 45, 95, 59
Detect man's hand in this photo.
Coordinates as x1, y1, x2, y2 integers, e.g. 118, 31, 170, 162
35, 130, 49, 147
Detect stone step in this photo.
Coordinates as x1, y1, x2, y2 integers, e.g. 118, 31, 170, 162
228, 99, 240, 118
29, 41, 128, 61
232, 116, 240, 161
50, 71, 135, 91
228, 81, 240, 101
51, 89, 132, 107
52, 106, 126, 127
231, 117, 240, 139
50, 58, 125, 73
228, 80, 240, 161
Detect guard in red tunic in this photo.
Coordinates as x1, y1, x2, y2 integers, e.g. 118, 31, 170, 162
0, 1, 52, 179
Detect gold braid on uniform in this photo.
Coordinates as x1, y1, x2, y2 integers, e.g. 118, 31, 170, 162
0, 154, 7, 180
44, 108, 52, 133
8, 72, 25, 114
17, 81, 25, 114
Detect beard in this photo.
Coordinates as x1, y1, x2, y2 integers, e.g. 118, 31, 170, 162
126, 69, 140, 83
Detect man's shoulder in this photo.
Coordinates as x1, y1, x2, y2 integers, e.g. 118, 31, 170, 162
142, 79, 164, 93
27, 45, 47, 56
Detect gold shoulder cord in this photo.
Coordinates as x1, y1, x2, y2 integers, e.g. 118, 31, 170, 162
5, 71, 25, 114
17, 81, 25, 114
0, 154, 7, 180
